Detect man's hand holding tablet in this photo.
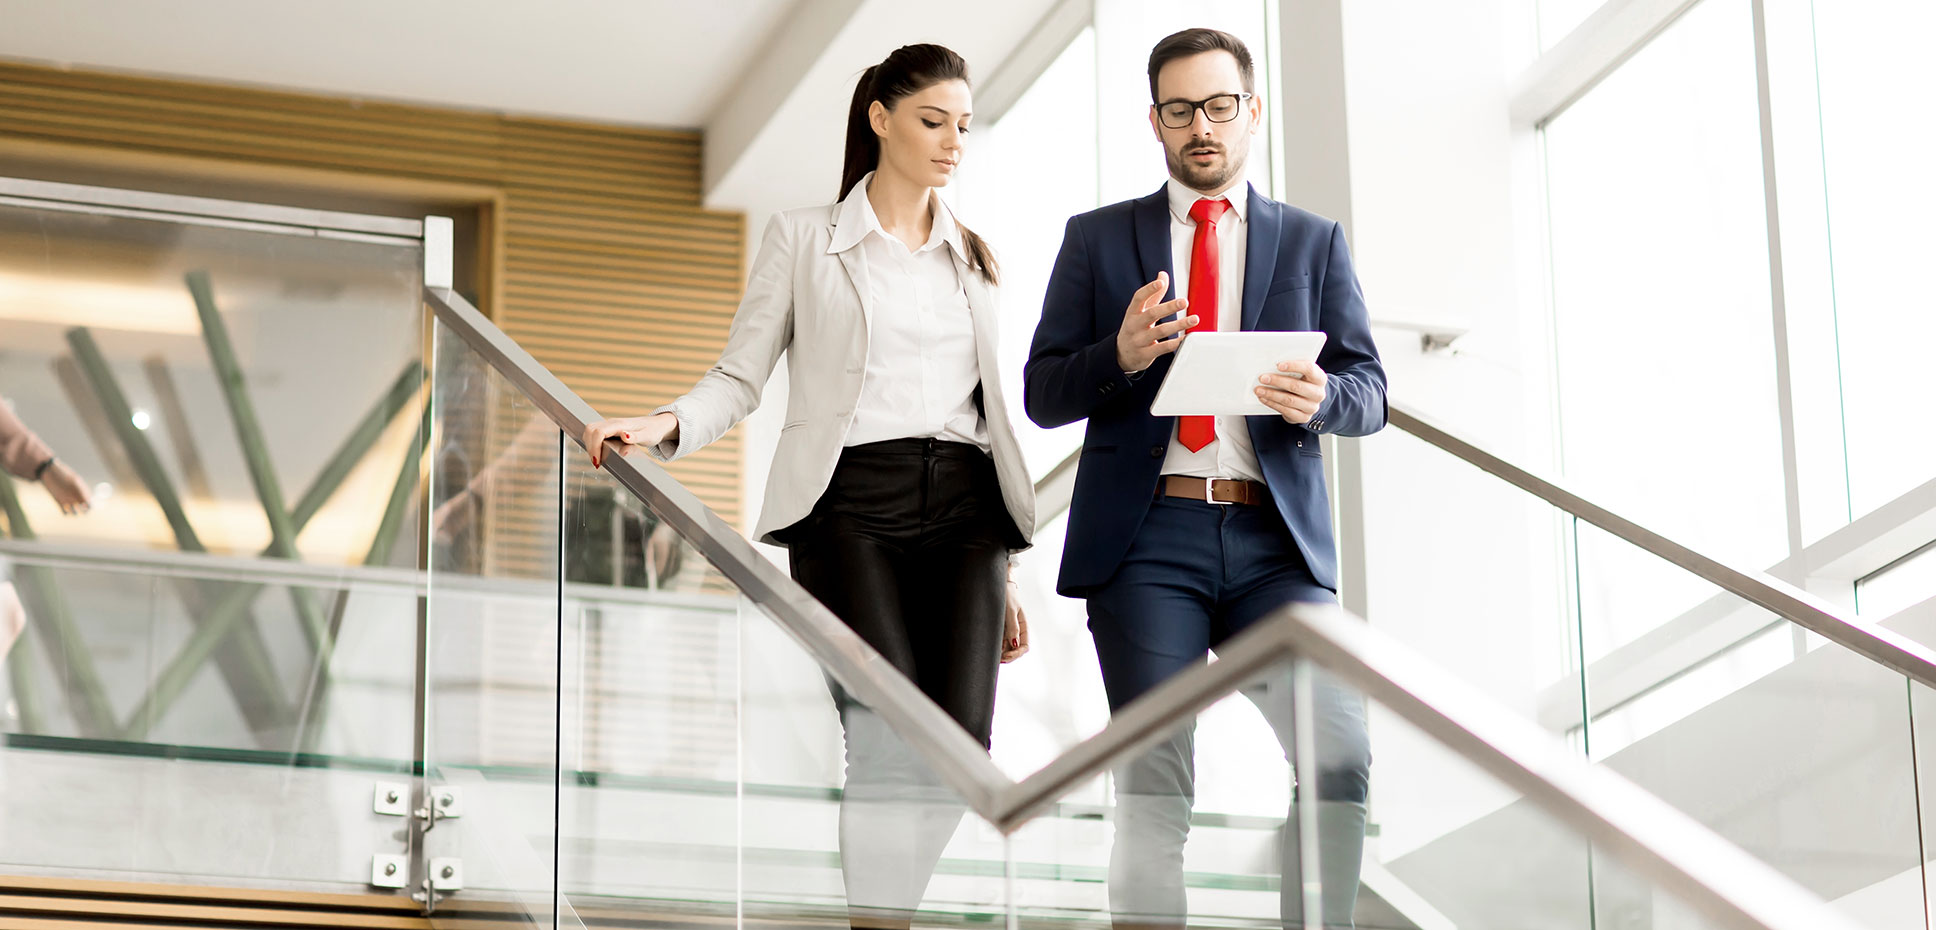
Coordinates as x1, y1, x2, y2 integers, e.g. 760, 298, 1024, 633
1149, 330, 1327, 419
1256, 358, 1327, 425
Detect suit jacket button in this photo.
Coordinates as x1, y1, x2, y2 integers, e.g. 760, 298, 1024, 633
1150, 446, 1164, 458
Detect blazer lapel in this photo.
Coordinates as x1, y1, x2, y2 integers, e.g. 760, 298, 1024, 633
832, 242, 875, 332
954, 255, 1004, 408
1133, 186, 1176, 302
1241, 186, 1281, 332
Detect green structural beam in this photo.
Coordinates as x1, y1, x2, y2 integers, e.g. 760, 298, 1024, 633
296, 394, 432, 755
0, 474, 112, 737
366, 394, 434, 570
135, 375, 429, 747
3, 630, 46, 736
291, 360, 424, 530
64, 326, 294, 739
185, 271, 329, 654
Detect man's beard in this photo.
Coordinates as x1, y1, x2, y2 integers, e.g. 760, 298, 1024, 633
1167, 140, 1246, 191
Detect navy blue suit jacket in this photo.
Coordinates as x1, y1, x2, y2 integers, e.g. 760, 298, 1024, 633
1024, 184, 1387, 598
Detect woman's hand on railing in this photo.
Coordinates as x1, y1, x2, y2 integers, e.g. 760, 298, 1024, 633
583, 413, 678, 468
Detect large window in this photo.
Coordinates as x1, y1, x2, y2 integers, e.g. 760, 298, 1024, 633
1543, 0, 1782, 658
1811, 2, 1936, 521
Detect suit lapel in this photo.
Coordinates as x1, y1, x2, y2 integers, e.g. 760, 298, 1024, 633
1133, 187, 1176, 302
1241, 186, 1281, 332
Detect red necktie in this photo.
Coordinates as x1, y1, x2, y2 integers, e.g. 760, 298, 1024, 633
1178, 197, 1229, 452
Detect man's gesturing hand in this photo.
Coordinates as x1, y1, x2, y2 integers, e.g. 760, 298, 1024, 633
1115, 271, 1198, 374
1255, 360, 1327, 425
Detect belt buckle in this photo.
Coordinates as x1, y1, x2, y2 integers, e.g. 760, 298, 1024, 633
1204, 479, 1234, 505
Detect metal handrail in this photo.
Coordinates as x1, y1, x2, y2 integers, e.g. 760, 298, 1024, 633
0, 538, 734, 612
1028, 404, 1936, 691
426, 286, 1862, 930
1388, 402, 1936, 689
425, 287, 1012, 814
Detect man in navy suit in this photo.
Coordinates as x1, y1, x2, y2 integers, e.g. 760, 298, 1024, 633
1024, 27, 1386, 930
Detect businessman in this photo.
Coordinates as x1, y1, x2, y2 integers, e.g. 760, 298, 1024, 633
1023, 27, 1387, 930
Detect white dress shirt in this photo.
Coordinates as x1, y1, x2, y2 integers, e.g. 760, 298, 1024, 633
1160, 178, 1264, 482
828, 174, 989, 450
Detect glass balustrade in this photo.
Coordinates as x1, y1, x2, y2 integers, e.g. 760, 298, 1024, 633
0, 174, 1899, 930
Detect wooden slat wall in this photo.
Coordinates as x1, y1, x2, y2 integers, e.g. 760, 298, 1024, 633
0, 61, 746, 529
0, 874, 429, 928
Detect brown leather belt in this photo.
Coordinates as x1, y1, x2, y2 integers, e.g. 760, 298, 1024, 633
1156, 475, 1270, 506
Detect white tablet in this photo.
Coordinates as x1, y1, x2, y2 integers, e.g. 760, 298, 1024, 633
1149, 330, 1328, 417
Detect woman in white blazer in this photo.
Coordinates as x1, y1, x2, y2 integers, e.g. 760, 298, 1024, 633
584, 44, 1036, 928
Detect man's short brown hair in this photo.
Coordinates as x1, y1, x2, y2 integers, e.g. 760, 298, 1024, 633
1147, 28, 1255, 103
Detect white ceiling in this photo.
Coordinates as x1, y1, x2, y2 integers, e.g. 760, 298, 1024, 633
0, 0, 1070, 213
703, 0, 1063, 210
0, 0, 801, 128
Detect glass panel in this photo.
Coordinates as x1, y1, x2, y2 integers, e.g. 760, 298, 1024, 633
997, 652, 1804, 930
736, 594, 852, 924
1543, 0, 1788, 658
1908, 683, 1936, 930
992, 510, 1114, 780
1593, 618, 1923, 924
739, 596, 1011, 927
1359, 428, 1580, 741
1574, 524, 1923, 926
0, 556, 421, 885
1809, 2, 1936, 520
0, 197, 424, 563
1305, 660, 1596, 930
555, 450, 742, 924
1385, 428, 1925, 923
424, 316, 561, 926
1299, 653, 1890, 930
0, 186, 428, 891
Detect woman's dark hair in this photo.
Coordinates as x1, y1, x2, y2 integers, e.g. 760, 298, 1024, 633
841, 43, 999, 285
1147, 28, 1255, 103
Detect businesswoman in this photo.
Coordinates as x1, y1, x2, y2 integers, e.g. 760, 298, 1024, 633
582, 44, 1036, 928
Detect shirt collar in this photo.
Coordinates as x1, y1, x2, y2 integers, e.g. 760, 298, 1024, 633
828, 171, 967, 261
1165, 176, 1250, 225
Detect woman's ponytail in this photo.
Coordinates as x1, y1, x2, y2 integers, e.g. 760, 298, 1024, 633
839, 65, 881, 202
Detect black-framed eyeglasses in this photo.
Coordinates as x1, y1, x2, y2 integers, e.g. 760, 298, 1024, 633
1154, 93, 1254, 129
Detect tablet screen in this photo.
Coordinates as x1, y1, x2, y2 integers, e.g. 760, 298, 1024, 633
1149, 331, 1328, 417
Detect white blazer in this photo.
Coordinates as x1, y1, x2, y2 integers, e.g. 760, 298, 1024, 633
650, 196, 1036, 549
